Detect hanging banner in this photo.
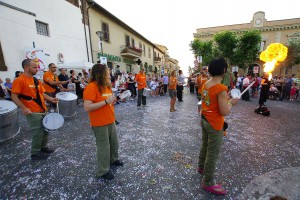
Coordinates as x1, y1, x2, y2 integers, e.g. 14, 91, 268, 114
25, 49, 47, 80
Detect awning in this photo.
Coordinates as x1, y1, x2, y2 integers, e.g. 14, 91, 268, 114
57, 60, 94, 69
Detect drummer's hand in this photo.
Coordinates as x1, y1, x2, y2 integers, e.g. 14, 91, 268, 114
61, 88, 67, 92
229, 98, 239, 106
51, 97, 59, 104
21, 107, 32, 115
106, 95, 117, 104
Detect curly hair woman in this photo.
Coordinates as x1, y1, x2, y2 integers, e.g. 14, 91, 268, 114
83, 64, 123, 180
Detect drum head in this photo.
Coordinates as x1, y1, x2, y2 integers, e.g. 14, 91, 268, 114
120, 90, 131, 99
0, 100, 17, 115
230, 89, 241, 98
43, 113, 64, 131
56, 92, 78, 101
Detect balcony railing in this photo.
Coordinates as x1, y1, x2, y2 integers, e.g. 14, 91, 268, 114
154, 56, 161, 62
120, 45, 142, 58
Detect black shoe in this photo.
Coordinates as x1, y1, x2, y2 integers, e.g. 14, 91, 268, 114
41, 147, 55, 154
178, 100, 183, 102
115, 120, 120, 125
31, 151, 49, 160
111, 160, 124, 167
100, 172, 114, 180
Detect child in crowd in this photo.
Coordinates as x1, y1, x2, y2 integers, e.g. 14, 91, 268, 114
290, 83, 298, 101
269, 83, 279, 100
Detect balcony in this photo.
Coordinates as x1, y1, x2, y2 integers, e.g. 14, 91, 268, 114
154, 56, 161, 63
120, 45, 142, 59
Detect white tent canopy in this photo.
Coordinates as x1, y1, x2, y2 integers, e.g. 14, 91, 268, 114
57, 60, 94, 69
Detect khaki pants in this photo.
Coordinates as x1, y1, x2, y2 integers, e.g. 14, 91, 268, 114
26, 113, 48, 155
92, 123, 119, 177
198, 118, 224, 186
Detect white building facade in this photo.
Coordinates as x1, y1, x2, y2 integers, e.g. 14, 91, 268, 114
0, 0, 89, 80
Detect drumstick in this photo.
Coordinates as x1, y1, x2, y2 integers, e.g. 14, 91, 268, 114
238, 81, 255, 98
32, 112, 47, 115
56, 102, 59, 114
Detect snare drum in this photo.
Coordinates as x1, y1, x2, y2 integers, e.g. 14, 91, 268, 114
43, 113, 64, 133
56, 92, 78, 117
120, 90, 131, 99
142, 88, 151, 97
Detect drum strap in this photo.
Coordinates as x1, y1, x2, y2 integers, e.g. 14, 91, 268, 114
44, 74, 60, 91
18, 77, 45, 111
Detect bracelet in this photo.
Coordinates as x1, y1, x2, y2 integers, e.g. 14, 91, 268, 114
228, 101, 233, 106
105, 99, 107, 104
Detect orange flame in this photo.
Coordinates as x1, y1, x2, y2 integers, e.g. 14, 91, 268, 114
260, 43, 288, 74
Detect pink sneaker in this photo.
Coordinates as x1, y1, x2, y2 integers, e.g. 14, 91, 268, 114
197, 167, 204, 174
202, 184, 227, 195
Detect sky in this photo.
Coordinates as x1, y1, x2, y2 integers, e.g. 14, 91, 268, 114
95, 0, 299, 75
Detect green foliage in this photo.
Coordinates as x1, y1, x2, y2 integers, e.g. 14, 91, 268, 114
282, 41, 300, 67
213, 31, 238, 64
189, 39, 214, 65
190, 30, 262, 71
234, 30, 262, 68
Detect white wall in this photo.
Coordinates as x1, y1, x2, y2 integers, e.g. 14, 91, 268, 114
0, 0, 89, 80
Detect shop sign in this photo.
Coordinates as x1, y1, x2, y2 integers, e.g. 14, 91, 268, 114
123, 58, 135, 65
98, 53, 121, 62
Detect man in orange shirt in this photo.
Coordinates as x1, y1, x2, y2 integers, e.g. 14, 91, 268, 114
84, 64, 123, 180
43, 63, 68, 97
168, 70, 178, 112
135, 68, 147, 108
11, 59, 59, 160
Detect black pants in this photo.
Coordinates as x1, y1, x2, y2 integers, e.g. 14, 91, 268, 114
128, 84, 136, 97
163, 84, 168, 94
190, 83, 195, 93
137, 89, 146, 106
241, 87, 250, 101
177, 85, 183, 101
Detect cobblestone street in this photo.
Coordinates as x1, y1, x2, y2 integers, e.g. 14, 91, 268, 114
1, 89, 300, 199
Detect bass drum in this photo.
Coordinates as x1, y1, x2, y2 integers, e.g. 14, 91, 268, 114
43, 113, 64, 133
0, 100, 20, 142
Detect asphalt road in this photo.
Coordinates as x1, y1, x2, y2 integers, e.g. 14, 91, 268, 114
1, 89, 300, 199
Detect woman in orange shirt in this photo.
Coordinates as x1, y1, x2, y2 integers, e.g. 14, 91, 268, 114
197, 57, 239, 195
83, 64, 123, 180
168, 70, 178, 112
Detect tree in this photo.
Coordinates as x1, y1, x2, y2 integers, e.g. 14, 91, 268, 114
213, 31, 238, 64
282, 41, 300, 68
234, 30, 262, 70
189, 39, 214, 66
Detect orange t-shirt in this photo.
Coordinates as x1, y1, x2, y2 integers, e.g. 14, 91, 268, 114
43, 71, 57, 93
201, 83, 228, 131
12, 75, 47, 113
169, 76, 178, 90
83, 81, 115, 127
198, 77, 208, 94
135, 73, 147, 89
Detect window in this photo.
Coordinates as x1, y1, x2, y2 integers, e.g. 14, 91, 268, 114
139, 42, 142, 50
102, 22, 110, 42
0, 42, 7, 71
131, 38, 135, 47
36, 20, 49, 36
259, 41, 266, 52
143, 45, 146, 56
125, 35, 130, 47
148, 47, 151, 58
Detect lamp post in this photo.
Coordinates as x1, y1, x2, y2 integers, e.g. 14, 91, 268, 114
96, 31, 104, 63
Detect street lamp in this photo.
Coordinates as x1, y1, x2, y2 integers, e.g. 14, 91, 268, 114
96, 31, 104, 62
